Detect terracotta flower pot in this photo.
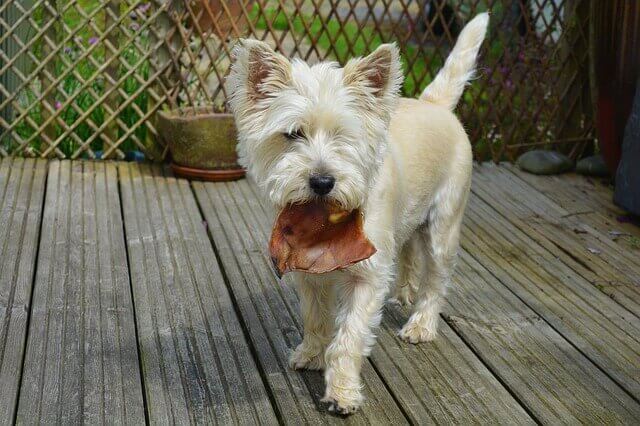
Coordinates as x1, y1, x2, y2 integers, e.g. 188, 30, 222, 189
156, 107, 245, 181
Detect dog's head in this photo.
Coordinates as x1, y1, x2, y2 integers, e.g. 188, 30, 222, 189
227, 40, 402, 210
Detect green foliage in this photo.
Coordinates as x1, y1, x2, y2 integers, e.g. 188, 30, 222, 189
5, 1, 151, 158
627, 236, 640, 250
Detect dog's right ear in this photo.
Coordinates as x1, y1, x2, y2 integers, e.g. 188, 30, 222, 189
228, 39, 291, 105
341, 43, 402, 121
343, 43, 402, 100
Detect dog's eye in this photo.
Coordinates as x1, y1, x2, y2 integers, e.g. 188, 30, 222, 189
284, 129, 305, 141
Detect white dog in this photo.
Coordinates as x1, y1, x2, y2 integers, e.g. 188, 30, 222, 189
228, 13, 489, 414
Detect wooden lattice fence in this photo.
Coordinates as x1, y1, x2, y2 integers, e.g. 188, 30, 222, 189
0, 0, 594, 161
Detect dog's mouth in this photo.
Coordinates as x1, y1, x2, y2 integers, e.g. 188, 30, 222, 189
269, 201, 376, 277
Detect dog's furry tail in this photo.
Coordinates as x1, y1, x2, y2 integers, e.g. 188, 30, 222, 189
419, 13, 489, 111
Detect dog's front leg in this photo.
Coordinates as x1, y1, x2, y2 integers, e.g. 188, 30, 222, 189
322, 269, 390, 415
289, 273, 333, 370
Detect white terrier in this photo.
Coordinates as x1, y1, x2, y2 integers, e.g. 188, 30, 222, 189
228, 13, 489, 414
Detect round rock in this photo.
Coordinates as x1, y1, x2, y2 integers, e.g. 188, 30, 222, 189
576, 154, 609, 177
516, 150, 573, 175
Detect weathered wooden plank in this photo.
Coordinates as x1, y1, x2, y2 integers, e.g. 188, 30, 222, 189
17, 161, 145, 424
118, 163, 276, 424
500, 164, 640, 256
504, 164, 640, 315
503, 166, 615, 210
374, 308, 532, 424
458, 183, 640, 404
476, 164, 640, 311
559, 172, 627, 216
505, 163, 640, 258
193, 178, 533, 424
447, 248, 640, 423
473, 163, 640, 316
0, 158, 47, 424
469, 180, 638, 336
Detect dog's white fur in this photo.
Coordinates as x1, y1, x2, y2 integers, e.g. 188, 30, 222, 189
227, 13, 489, 414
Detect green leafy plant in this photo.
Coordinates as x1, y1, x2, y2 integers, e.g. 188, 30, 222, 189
5, 0, 152, 158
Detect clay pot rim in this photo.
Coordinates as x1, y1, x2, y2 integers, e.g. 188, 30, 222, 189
171, 163, 245, 182
157, 107, 233, 122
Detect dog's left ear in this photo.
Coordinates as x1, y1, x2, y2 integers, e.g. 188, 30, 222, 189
227, 39, 291, 107
343, 43, 403, 101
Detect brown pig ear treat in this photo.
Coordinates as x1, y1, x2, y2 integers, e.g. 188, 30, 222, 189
269, 201, 377, 276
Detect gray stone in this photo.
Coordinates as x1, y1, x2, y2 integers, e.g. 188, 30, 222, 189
614, 78, 640, 215
576, 155, 609, 177
516, 150, 574, 175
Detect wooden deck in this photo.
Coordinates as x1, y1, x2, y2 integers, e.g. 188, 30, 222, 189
1, 158, 639, 424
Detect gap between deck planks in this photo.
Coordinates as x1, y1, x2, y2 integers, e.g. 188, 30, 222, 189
2, 159, 639, 424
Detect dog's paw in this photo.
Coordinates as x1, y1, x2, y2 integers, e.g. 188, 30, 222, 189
289, 344, 325, 370
398, 321, 437, 344
322, 397, 360, 416
396, 292, 413, 306
321, 378, 363, 416
391, 286, 414, 306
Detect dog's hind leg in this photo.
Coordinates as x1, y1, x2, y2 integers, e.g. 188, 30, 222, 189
399, 191, 466, 343
289, 273, 334, 370
392, 234, 425, 306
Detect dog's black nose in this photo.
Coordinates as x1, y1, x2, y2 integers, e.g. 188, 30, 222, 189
309, 174, 335, 196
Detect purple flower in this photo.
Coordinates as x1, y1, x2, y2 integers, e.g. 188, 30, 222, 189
63, 46, 72, 54
138, 3, 150, 13
617, 215, 640, 226
518, 51, 525, 62
130, 23, 139, 31
88, 36, 98, 45
54, 101, 62, 110
130, 11, 138, 20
